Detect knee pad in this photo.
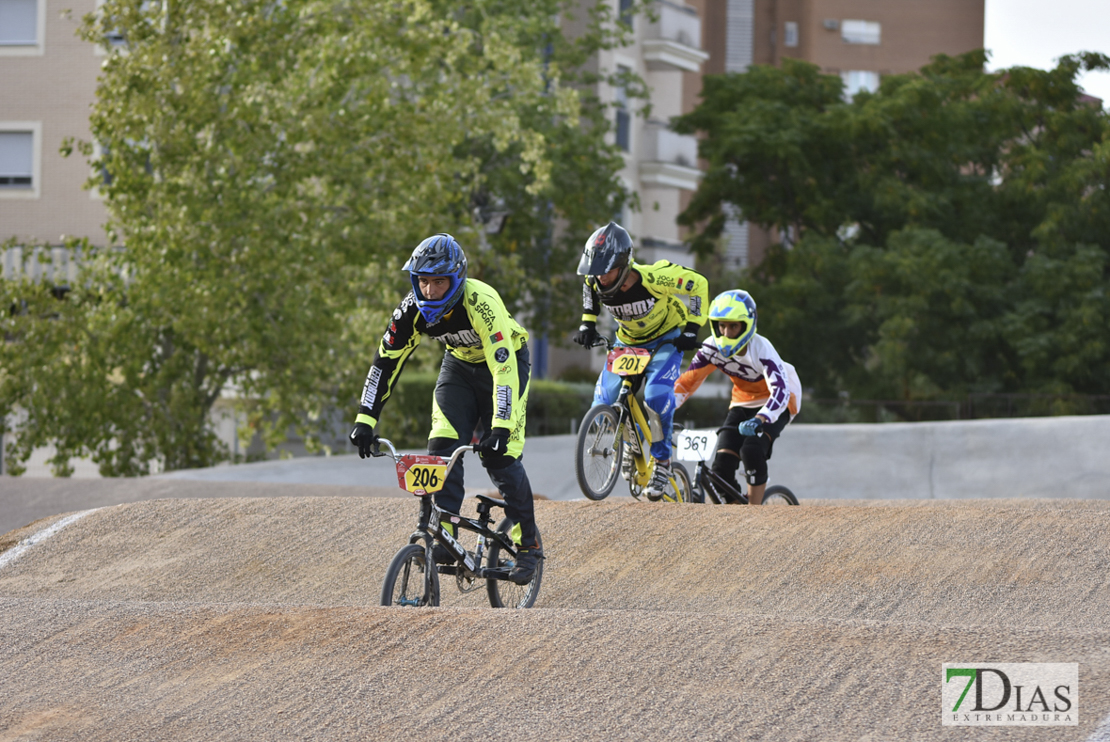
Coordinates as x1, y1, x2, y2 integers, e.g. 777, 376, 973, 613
739, 437, 769, 486
711, 449, 741, 480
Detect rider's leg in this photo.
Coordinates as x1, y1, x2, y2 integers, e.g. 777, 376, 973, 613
428, 354, 481, 518
591, 364, 622, 407
477, 346, 539, 549
739, 434, 770, 505
738, 411, 792, 505
642, 334, 684, 463
713, 408, 748, 499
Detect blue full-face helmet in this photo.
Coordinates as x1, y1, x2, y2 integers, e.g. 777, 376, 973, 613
403, 233, 468, 324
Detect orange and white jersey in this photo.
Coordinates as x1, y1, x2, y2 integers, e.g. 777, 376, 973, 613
674, 333, 802, 423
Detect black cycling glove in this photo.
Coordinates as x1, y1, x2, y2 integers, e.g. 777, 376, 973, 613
572, 322, 600, 347
349, 422, 379, 459
673, 322, 702, 351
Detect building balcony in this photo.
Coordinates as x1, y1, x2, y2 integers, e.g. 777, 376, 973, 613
639, 120, 702, 191
642, 1, 710, 73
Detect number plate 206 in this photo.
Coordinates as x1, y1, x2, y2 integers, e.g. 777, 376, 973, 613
396, 455, 448, 495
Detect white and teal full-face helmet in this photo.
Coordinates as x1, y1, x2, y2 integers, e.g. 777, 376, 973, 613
708, 289, 758, 357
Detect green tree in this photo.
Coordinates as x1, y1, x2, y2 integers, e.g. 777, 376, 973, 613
676, 50, 1110, 404
1, 0, 637, 475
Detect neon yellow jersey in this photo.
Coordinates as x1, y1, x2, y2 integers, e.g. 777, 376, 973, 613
355, 279, 528, 430
581, 260, 709, 345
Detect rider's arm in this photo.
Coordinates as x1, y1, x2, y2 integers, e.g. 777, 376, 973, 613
750, 336, 796, 424
466, 282, 526, 432
646, 260, 710, 329
674, 347, 716, 409
581, 280, 601, 325
354, 295, 422, 429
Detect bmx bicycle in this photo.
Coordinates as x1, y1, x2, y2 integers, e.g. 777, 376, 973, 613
371, 438, 542, 609
674, 425, 799, 505
573, 337, 692, 503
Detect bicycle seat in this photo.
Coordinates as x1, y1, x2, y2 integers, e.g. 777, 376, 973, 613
475, 493, 509, 510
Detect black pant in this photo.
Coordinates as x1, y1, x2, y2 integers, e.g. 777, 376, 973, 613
713, 406, 791, 487
427, 347, 538, 546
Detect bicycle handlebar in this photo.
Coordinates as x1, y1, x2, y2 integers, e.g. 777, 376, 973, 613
373, 438, 475, 477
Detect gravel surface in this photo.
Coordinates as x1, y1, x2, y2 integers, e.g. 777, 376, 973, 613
2, 488, 1109, 740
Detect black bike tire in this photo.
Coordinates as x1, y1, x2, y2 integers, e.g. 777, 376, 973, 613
762, 484, 800, 506
574, 405, 623, 501
486, 519, 543, 609
380, 543, 440, 607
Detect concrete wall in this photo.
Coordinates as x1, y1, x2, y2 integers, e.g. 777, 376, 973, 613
763, 415, 1110, 501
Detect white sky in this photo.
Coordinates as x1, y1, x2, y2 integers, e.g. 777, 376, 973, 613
984, 0, 1110, 105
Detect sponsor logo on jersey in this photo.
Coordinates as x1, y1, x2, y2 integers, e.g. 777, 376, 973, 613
383, 332, 394, 346
495, 385, 513, 420
468, 291, 497, 330
685, 280, 694, 291
490, 331, 503, 343
395, 293, 415, 320
494, 347, 510, 363
609, 298, 655, 320
497, 365, 512, 374
361, 366, 383, 407
389, 321, 397, 333
439, 329, 482, 347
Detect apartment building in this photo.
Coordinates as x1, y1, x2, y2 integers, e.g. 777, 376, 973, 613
1, 0, 106, 251
702, 0, 986, 270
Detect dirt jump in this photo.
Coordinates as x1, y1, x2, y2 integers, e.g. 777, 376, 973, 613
1, 480, 1109, 741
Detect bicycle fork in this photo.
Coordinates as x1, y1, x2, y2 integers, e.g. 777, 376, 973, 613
616, 384, 655, 487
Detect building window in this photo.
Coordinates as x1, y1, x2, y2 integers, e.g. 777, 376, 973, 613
618, 0, 633, 28
615, 64, 631, 153
784, 21, 798, 48
0, 131, 34, 189
0, 0, 36, 44
841, 20, 880, 45
841, 70, 880, 99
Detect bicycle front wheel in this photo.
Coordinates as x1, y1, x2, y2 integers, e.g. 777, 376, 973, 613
658, 461, 693, 503
575, 405, 624, 501
486, 519, 543, 609
762, 484, 799, 506
380, 544, 440, 607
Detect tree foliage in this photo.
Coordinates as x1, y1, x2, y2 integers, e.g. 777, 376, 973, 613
2, 0, 637, 475
676, 50, 1110, 402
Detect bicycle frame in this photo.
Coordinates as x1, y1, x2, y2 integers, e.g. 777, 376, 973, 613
587, 338, 691, 503
373, 440, 521, 587
693, 459, 748, 505
598, 340, 665, 490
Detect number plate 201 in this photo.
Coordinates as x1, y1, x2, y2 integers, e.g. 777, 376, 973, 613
606, 347, 651, 376
675, 429, 715, 461
396, 455, 448, 495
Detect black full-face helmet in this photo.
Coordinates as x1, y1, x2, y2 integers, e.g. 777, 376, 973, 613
577, 221, 633, 299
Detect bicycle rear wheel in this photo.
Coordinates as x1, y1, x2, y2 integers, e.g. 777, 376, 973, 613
762, 484, 799, 506
486, 519, 543, 609
575, 405, 623, 501
380, 544, 440, 607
